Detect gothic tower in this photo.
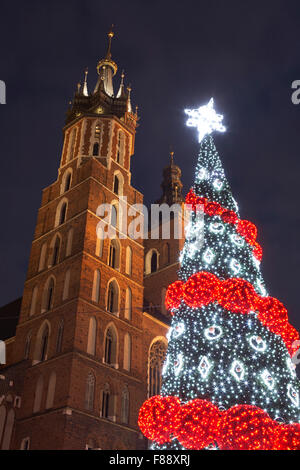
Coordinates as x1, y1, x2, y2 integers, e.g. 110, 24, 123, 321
2, 30, 149, 450
144, 151, 185, 320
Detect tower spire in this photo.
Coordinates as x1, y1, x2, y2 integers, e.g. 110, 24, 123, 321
156, 149, 184, 205
116, 70, 126, 98
94, 27, 118, 97
82, 67, 89, 97
127, 84, 132, 113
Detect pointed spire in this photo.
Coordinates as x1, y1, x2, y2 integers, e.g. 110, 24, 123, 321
170, 149, 175, 165
116, 70, 126, 98
82, 68, 89, 96
95, 27, 118, 97
127, 84, 132, 113
76, 82, 81, 94
105, 26, 114, 60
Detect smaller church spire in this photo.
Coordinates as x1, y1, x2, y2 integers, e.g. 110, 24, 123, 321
82, 68, 89, 96
156, 150, 184, 206
116, 70, 126, 98
127, 84, 132, 113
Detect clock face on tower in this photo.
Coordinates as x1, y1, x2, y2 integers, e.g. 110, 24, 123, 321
95, 106, 104, 114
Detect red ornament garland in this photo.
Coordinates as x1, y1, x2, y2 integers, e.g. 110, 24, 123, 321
165, 271, 299, 357
183, 272, 220, 308
137, 395, 181, 445
173, 399, 221, 449
138, 396, 300, 450
165, 281, 184, 310
218, 404, 276, 450
217, 278, 258, 314
273, 423, 300, 450
185, 189, 262, 261
221, 210, 238, 225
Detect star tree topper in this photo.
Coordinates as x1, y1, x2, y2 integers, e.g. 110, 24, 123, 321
185, 98, 226, 142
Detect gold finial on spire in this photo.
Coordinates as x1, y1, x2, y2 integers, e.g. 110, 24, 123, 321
170, 149, 174, 165
106, 24, 114, 60
96, 25, 117, 77
82, 67, 89, 96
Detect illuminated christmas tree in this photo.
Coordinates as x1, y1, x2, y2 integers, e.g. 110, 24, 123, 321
138, 99, 300, 450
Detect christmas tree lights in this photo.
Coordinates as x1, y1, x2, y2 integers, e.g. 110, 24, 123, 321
139, 99, 300, 450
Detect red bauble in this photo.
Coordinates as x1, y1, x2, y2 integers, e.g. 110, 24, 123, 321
237, 219, 258, 244
205, 201, 223, 216
173, 399, 221, 450
258, 297, 288, 324
165, 280, 184, 311
138, 395, 181, 445
252, 241, 263, 261
280, 323, 300, 356
183, 272, 220, 308
218, 405, 276, 450
221, 210, 238, 224
185, 189, 197, 209
273, 423, 300, 450
185, 189, 207, 211
218, 278, 258, 314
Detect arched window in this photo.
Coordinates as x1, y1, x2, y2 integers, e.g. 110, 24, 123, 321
87, 317, 97, 356
123, 333, 131, 371
46, 371, 56, 409
101, 383, 110, 418
55, 199, 68, 227
66, 228, 73, 257
161, 287, 167, 315
148, 340, 167, 397
108, 239, 120, 269
92, 142, 99, 156
24, 332, 32, 359
125, 246, 132, 275
145, 249, 159, 274
33, 375, 44, 413
56, 320, 64, 354
163, 243, 170, 265
92, 270, 101, 303
59, 203, 67, 225
68, 127, 77, 161
62, 269, 71, 300
51, 235, 61, 266
61, 170, 72, 193
1, 409, 14, 450
116, 130, 125, 165
0, 405, 6, 445
151, 251, 158, 273
20, 437, 30, 450
111, 204, 118, 229
104, 325, 117, 366
38, 243, 47, 271
42, 277, 55, 313
121, 387, 129, 424
85, 372, 95, 411
92, 124, 101, 157
40, 324, 49, 362
124, 287, 132, 321
106, 280, 119, 314
30, 286, 38, 316
96, 227, 103, 257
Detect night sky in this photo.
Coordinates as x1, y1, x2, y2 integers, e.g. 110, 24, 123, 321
0, 1, 300, 332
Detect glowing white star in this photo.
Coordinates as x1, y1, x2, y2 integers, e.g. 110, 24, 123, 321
185, 98, 226, 142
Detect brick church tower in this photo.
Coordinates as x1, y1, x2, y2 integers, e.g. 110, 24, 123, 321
0, 31, 185, 450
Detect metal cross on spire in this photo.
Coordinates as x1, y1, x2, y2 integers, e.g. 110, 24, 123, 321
185, 98, 226, 143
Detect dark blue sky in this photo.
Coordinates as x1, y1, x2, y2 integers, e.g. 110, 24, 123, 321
0, 0, 300, 331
